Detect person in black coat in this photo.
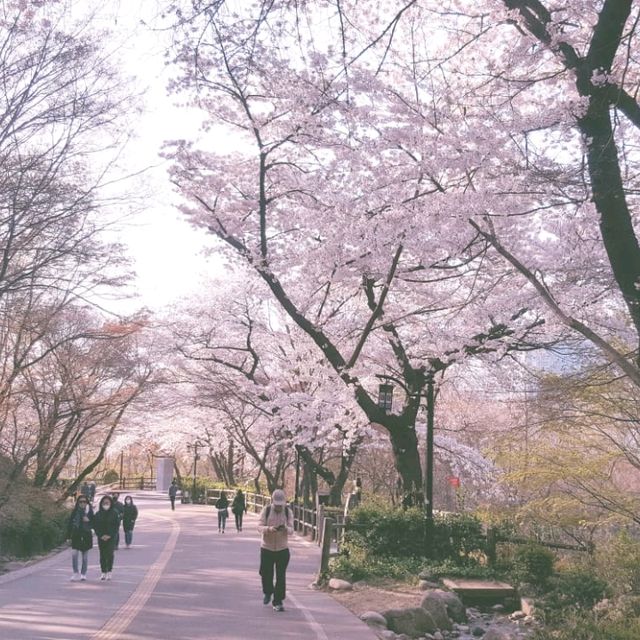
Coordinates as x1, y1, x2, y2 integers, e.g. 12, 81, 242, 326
66, 494, 94, 581
111, 492, 124, 549
215, 491, 229, 533
231, 489, 247, 532
122, 495, 139, 548
93, 495, 120, 581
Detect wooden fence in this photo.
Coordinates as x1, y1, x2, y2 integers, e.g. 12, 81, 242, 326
205, 489, 347, 547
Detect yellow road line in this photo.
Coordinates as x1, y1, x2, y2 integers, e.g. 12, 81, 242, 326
91, 515, 180, 640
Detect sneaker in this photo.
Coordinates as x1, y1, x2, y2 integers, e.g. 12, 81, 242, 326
80, 574, 87, 581
70, 573, 79, 582
273, 604, 285, 612
100, 573, 106, 581
106, 572, 112, 581
263, 594, 271, 605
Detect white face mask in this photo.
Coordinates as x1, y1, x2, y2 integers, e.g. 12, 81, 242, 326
102, 504, 110, 510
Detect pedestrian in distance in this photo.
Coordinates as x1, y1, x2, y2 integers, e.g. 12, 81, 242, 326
122, 495, 138, 548
66, 494, 94, 581
231, 489, 247, 532
111, 492, 124, 549
89, 481, 96, 503
93, 495, 119, 581
258, 489, 293, 612
80, 481, 91, 500
168, 480, 178, 511
215, 491, 229, 533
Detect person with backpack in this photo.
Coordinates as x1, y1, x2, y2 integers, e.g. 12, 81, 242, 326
122, 495, 139, 548
215, 491, 229, 533
66, 494, 94, 581
93, 495, 120, 581
258, 489, 293, 612
231, 489, 247, 532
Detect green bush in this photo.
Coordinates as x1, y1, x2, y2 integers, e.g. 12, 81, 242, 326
1, 498, 68, 558
419, 558, 497, 581
530, 611, 640, 640
345, 503, 486, 562
541, 568, 609, 616
330, 549, 424, 583
511, 544, 555, 587
102, 469, 119, 484
594, 530, 640, 596
430, 512, 486, 560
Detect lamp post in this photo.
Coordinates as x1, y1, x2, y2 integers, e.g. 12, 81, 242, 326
187, 442, 200, 504
294, 445, 301, 505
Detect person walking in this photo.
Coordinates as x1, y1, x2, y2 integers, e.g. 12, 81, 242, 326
93, 495, 120, 581
122, 495, 139, 548
66, 495, 94, 581
111, 492, 124, 550
168, 480, 178, 511
231, 489, 247, 532
258, 489, 293, 612
215, 491, 229, 533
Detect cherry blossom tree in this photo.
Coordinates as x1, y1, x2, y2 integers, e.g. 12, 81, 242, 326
165, 0, 553, 499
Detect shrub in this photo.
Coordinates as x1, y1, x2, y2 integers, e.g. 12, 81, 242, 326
594, 530, 640, 596
102, 469, 119, 484
430, 512, 486, 560
330, 549, 424, 583
345, 502, 487, 562
530, 611, 640, 640
419, 558, 497, 581
541, 568, 609, 616
511, 544, 555, 587
1, 495, 68, 558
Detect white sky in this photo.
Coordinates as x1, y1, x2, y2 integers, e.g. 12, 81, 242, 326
87, 1, 224, 314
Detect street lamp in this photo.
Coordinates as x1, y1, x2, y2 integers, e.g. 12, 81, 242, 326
186, 442, 201, 504
378, 383, 394, 411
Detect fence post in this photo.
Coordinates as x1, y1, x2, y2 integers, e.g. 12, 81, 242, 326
316, 504, 324, 544
319, 517, 335, 579
486, 526, 497, 567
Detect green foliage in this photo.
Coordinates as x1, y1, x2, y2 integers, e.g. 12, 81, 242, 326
511, 544, 555, 587
530, 611, 640, 640
419, 558, 497, 580
0, 496, 68, 558
430, 512, 486, 560
541, 568, 609, 616
345, 503, 486, 562
594, 530, 640, 596
345, 503, 426, 557
102, 469, 119, 484
330, 549, 424, 583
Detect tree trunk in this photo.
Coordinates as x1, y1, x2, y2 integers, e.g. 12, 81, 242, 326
388, 425, 423, 496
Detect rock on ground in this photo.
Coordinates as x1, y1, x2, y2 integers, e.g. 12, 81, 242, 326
381, 606, 438, 637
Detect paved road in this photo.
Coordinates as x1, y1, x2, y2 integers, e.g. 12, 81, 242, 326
0, 493, 376, 640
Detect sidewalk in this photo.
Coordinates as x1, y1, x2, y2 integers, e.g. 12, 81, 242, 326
0, 493, 376, 640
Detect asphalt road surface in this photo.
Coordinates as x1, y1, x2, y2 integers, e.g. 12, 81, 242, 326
0, 492, 376, 640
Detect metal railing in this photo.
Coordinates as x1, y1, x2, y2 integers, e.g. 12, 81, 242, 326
204, 489, 347, 547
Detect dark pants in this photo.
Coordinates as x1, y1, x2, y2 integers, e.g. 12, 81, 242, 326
260, 548, 290, 605
234, 511, 244, 530
124, 528, 133, 546
98, 538, 115, 573
170, 497, 176, 511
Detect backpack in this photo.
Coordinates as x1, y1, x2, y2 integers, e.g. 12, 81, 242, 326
265, 505, 290, 520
